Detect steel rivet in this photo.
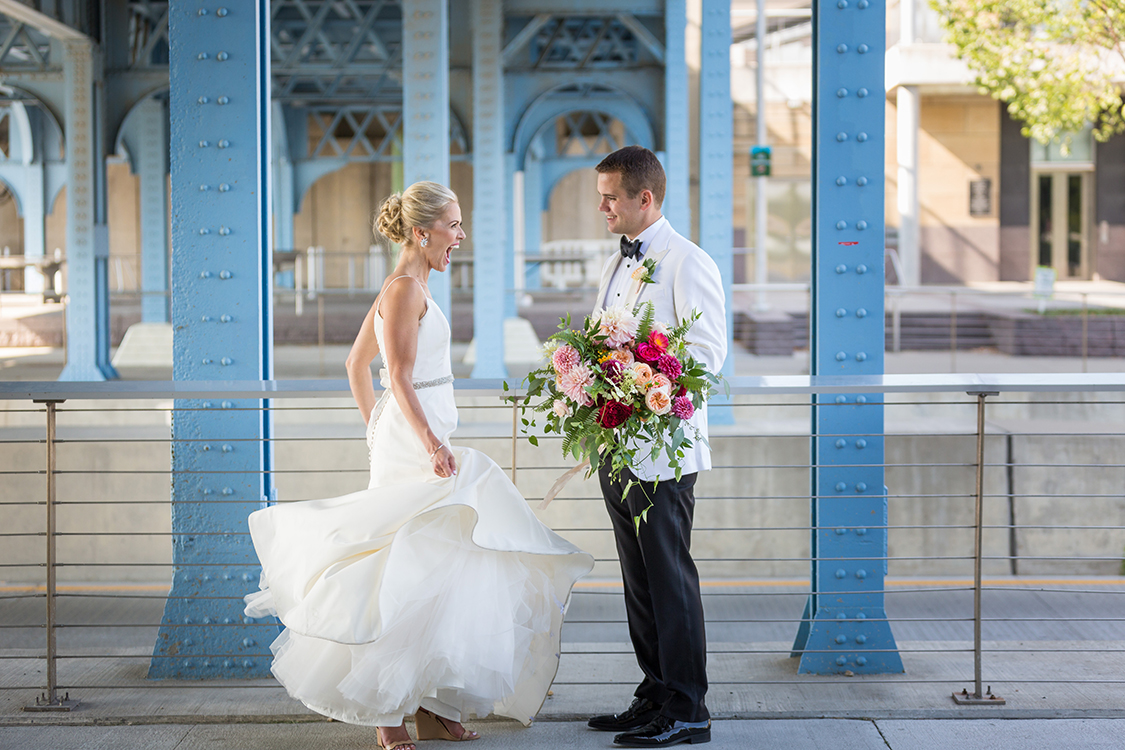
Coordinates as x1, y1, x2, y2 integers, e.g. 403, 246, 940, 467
222, 487, 233, 495
222, 444, 232, 453
838, 612, 848, 620
856, 308, 867, 318
201, 444, 210, 452
835, 527, 847, 535
835, 395, 847, 404
856, 132, 868, 142
202, 489, 212, 496
221, 401, 233, 409
199, 228, 210, 235
836, 176, 847, 186
202, 659, 211, 668
835, 482, 847, 492
183, 617, 192, 624
856, 570, 868, 579
242, 573, 254, 582
202, 402, 211, 409
856, 264, 868, 274
199, 184, 210, 191
203, 617, 212, 624
836, 635, 848, 644
219, 270, 232, 279
217, 51, 229, 61
223, 660, 233, 669
856, 176, 868, 186
836, 88, 848, 98
198, 96, 210, 105
218, 139, 230, 148
218, 183, 230, 192
836, 351, 847, 361
197, 53, 209, 61
838, 0, 848, 7
856, 395, 867, 404
199, 271, 211, 279
183, 659, 193, 668
222, 573, 233, 581
836, 308, 847, 317
836, 264, 847, 274
856, 439, 867, 449
198, 9, 208, 15
858, 44, 869, 54
856, 635, 868, 645
836, 221, 847, 230
219, 227, 231, 236
836, 132, 848, 141
855, 482, 867, 492
856, 352, 867, 362
856, 656, 868, 666
243, 638, 255, 647
184, 638, 194, 646
858, 0, 869, 7
199, 140, 210, 148
856, 527, 868, 536
857, 88, 869, 98
857, 221, 869, 230
835, 439, 847, 448
836, 656, 847, 666
223, 618, 232, 624
242, 660, 253, 669
217, 8, 229, 16
856, 611, 867, 618
837, 44, 848, 53
217, 96, 230, 105
835, 569, 846, 579
220, 314, 232, 323
201, 358, 212, 365
221, 357, 232, 366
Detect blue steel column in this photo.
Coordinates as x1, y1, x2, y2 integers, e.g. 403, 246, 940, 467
136, 96, 169, 323
663, 0, 690, 234
699, 0, 734, 424
403, 0, 450, 316
150, 2, 275, 679
58, 38, 114, 381
790, 0, 902, 674
470, 0, 506, 378
523, 150, 542, 290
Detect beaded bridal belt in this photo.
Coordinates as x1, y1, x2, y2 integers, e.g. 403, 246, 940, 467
366, 371, 455, 453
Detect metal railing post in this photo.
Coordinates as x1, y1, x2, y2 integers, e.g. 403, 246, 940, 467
950, 291, 957, 373
1081, 292, 1088, 373
511, 395, 520, 485
953, 390, 1004, 705
24, 400, 77, 712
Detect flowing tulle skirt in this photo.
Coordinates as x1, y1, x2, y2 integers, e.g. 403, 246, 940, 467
245, 389, 592, 726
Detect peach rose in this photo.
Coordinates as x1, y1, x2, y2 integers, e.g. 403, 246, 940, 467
651, 373, 672, 392
632, 362, 654, 387
645, 388, 672, 415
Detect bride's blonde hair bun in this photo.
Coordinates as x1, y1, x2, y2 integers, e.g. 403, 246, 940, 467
374, 181, 458, 246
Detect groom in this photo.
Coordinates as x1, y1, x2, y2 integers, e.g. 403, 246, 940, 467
587, 146, 727, 747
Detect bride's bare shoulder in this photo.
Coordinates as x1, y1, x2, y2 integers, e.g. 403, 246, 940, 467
377, 276, 427, 322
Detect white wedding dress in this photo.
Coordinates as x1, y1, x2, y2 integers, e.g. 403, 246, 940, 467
244, 279, 593, 727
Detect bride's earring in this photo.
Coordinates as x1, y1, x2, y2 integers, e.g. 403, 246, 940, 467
421, 236, 429, 248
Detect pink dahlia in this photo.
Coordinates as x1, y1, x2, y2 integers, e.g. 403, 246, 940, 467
551, 344, 580, 374
671, 395, 695, 420
596, 306, 639, 348
656, 354, 682, 379
558, 364, 594, 405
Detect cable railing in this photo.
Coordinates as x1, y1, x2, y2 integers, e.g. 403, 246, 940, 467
1, 373, 1125, 716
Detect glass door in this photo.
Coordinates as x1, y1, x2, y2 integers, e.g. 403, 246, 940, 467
1033, 171, 1090, 279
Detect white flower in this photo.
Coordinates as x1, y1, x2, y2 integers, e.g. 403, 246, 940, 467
594, 305, 639, 348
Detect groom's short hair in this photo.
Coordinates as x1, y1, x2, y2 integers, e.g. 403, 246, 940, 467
596, 146, 666, 207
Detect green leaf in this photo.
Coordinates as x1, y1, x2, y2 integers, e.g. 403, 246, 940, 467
528, 434, 539, 447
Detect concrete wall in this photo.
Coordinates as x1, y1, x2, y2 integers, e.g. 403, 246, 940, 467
2, 393, 1123, 584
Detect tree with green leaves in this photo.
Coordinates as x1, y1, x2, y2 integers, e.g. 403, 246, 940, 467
930, 0, 1125, 149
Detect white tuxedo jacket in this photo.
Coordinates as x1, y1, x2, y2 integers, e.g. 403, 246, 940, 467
594, 218, 728, 482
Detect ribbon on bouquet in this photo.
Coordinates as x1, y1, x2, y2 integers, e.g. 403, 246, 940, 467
538, 458, 591, 510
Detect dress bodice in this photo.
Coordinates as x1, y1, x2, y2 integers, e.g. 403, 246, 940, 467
373, 281, 453, 382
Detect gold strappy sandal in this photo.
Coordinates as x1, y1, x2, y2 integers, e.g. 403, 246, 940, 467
414, 708, 481, 742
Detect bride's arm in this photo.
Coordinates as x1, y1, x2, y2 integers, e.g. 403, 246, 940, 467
377, 281, 457, 476
345, 302, 381, 424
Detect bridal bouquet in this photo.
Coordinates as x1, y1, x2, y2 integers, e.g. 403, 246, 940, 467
506, 301, 722, 516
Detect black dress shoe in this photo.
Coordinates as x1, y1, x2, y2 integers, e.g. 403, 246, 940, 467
614, 715, 711, 747
587, 698, 661, 732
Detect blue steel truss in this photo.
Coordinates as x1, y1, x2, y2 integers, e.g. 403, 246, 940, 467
790, 0, 902, 674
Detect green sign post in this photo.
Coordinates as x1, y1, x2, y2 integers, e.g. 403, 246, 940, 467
751, 145, 771, 176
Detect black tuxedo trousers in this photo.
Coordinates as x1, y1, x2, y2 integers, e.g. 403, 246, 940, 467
599, 462, 709, 723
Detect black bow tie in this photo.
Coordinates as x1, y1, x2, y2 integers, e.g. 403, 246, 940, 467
620, 236, 642, 260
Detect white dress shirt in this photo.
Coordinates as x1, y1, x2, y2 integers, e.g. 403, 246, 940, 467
602, 216, 669, 309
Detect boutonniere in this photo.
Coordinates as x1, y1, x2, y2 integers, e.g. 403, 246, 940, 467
630, 257, 658, 286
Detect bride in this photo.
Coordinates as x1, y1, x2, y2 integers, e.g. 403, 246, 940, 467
244, 181, 594, 750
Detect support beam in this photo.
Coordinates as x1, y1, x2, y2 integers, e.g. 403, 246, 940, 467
272, 102, 295, 253
151, 0, 274, 680
134, 96, 169, 323
699, 0, 735, 419
662, 0, 690, 233
58, 37, 114, 381
791, 0, 903, 674
402, 0, 450, 316
896, 85, 920, 286
470, 0, 507, 378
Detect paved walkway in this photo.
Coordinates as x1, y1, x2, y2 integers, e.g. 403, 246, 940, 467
3, 718, 1125, 749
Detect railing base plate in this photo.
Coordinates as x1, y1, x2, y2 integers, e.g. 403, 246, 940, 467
951, 688, 1006, 706
23, 693, 79, 712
